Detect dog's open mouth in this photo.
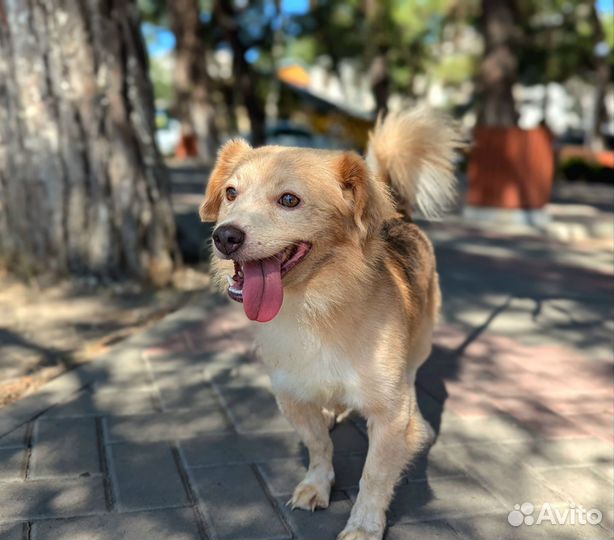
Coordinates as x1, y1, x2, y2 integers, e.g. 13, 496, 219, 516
226, 242, 311, 323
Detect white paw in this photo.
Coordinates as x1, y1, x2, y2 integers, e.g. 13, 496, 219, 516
288, 480, 330, 511
337, 526, 383, 540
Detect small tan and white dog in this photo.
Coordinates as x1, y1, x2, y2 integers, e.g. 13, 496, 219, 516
200, 107, 462, 540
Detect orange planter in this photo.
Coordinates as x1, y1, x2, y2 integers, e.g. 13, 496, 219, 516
467, 126, 555, 209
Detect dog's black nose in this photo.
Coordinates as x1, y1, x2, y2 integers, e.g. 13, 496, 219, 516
213, 224, 245, 255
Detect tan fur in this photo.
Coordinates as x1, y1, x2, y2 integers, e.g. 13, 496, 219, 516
366, 105, 464, 218
200, 107, 459, 540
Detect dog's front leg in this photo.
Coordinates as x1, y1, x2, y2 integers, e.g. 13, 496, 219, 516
276, 394, 334, 511
339, 399, 427, 540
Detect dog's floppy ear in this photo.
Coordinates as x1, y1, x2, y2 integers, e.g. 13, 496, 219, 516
337, 151, 392, 238
199, 139, 252, 222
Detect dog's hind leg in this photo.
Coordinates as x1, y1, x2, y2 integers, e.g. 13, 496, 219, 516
276, 394, 335, 511
338, 388, 429, 540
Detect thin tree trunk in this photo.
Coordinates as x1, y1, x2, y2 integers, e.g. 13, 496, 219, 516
0, 0, 179, 284
477, 0, 520, 126
369, 50, 390, 117
216, 0, 267, 146
365, 0, 390, 117
168, 0, 219, 163
586, 4, 609, 151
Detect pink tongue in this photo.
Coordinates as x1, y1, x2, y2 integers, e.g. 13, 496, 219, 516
242, 257, 284, 322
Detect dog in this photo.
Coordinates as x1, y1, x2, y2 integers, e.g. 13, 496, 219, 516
199, 107, 462, 540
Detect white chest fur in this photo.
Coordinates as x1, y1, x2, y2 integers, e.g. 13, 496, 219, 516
254, 306, 363, 408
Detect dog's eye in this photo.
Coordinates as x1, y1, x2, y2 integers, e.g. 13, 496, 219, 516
225, 187, 238, 201
278, 193, 300, 208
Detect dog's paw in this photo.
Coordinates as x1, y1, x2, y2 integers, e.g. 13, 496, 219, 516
337, 526, 382, 540
288, 480, 330, 511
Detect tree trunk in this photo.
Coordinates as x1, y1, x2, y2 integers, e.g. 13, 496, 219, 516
477, 0, 520, 127
215, 0, 267, 147
364, 0, 390, 117
586, 4, 609, 151
168, 0, 219, 163
369, 50, 390, 118
0, 0, 179, 285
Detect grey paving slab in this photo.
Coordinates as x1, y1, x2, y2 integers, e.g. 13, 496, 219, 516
106, 408, 232, 443
109, 442, 188, 511
277, 496, 353, 540
436, 413, 536, 445
0, 425, 27, 448
180, 431, 303, 467
387, 475, 506, 524
438, 440, 564, 508
0, 477, 106, 521
257, 458, 311, 497
591, 463, 614, 484
539, 466, 614, 530
206, 357, 270, 387
31, 508, 202, 540
88, 350, 153, 391
385, 520, 462, 540
147, 346, 250, 376
153, 369, 220, 412
497, 437, 614, 470
213, 383, 294, 433
0, 447, 25, 480
30, 417, 100, 478
43, 388, 159, 418
403, 444, 466, 483
0, 522, 24, 540
146, 351, 214, 374
190, 464, 291, 540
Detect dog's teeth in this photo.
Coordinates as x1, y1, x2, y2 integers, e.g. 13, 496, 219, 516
226, 275, 234, 286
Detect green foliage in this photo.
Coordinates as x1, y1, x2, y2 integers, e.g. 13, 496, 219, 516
149, 55, 174, 104
515, 0, 608, 83
602, 12, 614, 62
284, 0, 461, 95
433, 54, 477, 85
138, 0, 166, 23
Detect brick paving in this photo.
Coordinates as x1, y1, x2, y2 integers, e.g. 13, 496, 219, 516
0, 223, 612, 540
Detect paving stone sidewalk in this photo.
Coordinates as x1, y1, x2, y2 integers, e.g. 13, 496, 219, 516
0, 223, 612, 540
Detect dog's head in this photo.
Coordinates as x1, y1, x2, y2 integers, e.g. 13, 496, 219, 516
200, 139, 393, 323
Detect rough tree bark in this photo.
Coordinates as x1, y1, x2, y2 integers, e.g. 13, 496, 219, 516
0, 0, 179, 284
477, 0, 520, 126
168, 0, 219, 163
215, 0, 267, 146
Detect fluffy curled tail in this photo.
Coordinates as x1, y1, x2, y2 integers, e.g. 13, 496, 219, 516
366, 106, 464, 219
